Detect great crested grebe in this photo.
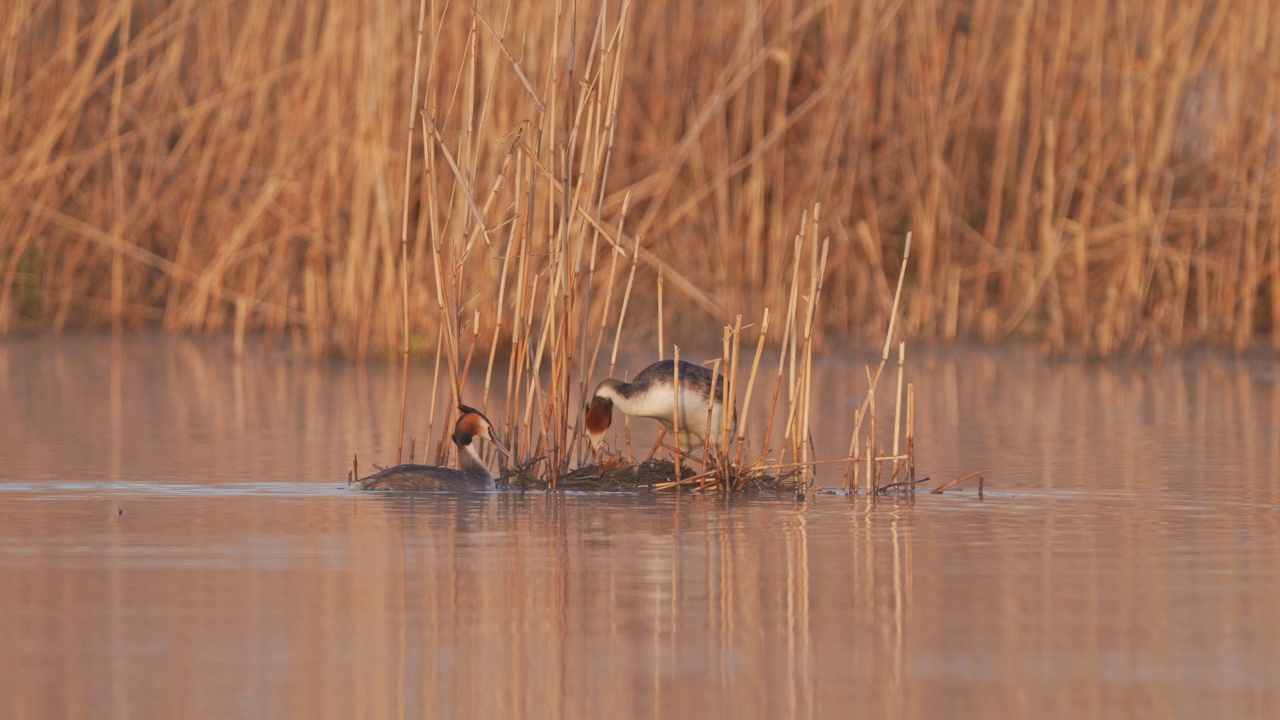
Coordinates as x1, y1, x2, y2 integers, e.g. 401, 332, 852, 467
352, 405, 508, 491
585, 359, 736, 452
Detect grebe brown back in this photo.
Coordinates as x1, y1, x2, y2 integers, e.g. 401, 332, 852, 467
584, 359, 736, 452
352, 405, 508, 491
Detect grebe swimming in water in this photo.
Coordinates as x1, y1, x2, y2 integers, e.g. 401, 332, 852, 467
584, 359, 736, 452
352, 405, 508, 491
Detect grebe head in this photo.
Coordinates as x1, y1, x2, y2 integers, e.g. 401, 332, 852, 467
584, 395, 614, 451
454, 405, 510, 457
584, 379, 629, 451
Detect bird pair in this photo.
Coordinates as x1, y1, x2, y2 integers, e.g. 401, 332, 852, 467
353, 359, 731, 491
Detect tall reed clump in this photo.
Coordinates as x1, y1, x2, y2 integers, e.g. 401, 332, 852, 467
840, 234, 921, 494
627, 205, 833, 493
4, 0, 1279, 357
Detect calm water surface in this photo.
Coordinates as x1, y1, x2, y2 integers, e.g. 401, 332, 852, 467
2, 334, 1279, 718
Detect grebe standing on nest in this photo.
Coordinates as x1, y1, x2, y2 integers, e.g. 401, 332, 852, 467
585, 359, 735, 452
352, 405, 509, 491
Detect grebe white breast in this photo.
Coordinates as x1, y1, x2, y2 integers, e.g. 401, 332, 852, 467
585, 359, 736, 452
352, 405, 508, 491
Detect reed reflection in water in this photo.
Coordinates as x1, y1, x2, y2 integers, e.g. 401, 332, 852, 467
1, 334, 1279, 718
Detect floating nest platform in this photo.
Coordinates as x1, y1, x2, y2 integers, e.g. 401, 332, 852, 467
500, 457, 807, 493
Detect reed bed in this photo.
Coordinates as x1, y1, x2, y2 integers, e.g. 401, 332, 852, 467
13, 0, 1270, 491
4, 0, 1279, 358
456, 200, 839, 492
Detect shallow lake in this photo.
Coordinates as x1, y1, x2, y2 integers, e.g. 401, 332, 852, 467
2, 334, 1278, 718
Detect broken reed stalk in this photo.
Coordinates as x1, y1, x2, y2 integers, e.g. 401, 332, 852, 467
724, 314, 742, 452
714, 321, 739, 488
717, 325, 731, 455
733, 308, 769, 468
906, 382, 916, 484
892, 342, 904, 456
932, 470, 983, 494
701, 356, 720, 475
867, 366, 877, 494
515, 279, 539, 457
876, 474, 931, 493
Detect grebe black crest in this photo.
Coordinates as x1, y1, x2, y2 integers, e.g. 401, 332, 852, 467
585, 359, 735, 452
352, 405, 509, 491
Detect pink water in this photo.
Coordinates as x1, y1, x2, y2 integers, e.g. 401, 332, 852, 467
2, 334, 1278, 718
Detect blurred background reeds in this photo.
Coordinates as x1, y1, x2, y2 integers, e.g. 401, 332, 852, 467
3, 0, 1277, 359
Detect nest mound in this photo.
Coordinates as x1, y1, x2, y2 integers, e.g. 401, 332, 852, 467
500, 457, 806, 493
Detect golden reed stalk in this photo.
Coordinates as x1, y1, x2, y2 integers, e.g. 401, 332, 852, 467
4, 1, 1276, 358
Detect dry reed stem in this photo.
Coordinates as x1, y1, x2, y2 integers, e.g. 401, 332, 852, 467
671, 345, 682, 464
906, 382, 916, 484
733, 308, 769, 467
392, 0, 431, 464
609, 234, 642, 375
876, 474, 930, 493
892, 341, 904, 457
723, 314, 742, 451
867, 366, 877, 494
932, 470, 984, 494
656, 268, 665, 360
718, 326, 731, 453
802, 242, 829, 483
701, 357, 720, 471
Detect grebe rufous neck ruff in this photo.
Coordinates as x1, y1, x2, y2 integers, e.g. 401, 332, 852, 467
352, 405, 508, 491
585, 359, 736, 452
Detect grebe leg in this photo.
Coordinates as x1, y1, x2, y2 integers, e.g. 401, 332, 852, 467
643, 427, 668, 462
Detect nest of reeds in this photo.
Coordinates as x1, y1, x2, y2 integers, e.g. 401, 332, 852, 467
500, 454, 806, 493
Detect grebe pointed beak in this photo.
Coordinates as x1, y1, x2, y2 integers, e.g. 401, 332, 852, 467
486, 432, 512, 459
